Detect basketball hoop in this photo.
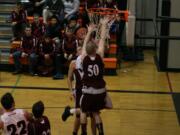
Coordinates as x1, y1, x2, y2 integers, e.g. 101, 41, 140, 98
87, 8, 129, 24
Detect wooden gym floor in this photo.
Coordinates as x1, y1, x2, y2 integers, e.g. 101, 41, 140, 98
0, 50, 180, 135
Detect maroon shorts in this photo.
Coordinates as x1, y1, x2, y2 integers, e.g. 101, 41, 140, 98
75, 89, 82, 108
80, 92, 106, 112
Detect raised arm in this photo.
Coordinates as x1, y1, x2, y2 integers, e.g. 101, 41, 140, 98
81, 24, 96, 58
97, 17, 111, 58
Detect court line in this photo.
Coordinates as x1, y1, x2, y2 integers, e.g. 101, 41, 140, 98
166, 72, 173, 93
10, 74, 21, 94
17, 106, 175, 113
166, 72, 180, 125
0, 85, 178, 95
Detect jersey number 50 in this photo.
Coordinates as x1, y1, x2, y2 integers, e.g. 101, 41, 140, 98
88, 64, 99, 77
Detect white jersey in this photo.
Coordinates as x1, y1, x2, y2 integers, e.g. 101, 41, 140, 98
1, 109, 28, 135
76, 55, 83, 70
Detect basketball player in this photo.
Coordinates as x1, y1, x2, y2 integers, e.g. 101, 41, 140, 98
79, 17, 111, 135
0, 93, 32, 135
62, 26, 96, 135
28, 101, 51, 135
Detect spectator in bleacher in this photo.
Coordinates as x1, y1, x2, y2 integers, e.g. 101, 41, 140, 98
42, 0, 64, 24
11, 26, 38, 75
62, 27, 78, 61
62, 16, 79, 61
75, 27, 87, 47
62, 0, 80, 22
37, 35, 55, 76
44, 16, 64, 79
87, 0, 117, 8
29, 0, 46, 16
46, 15, 62, 46
11, 2, 27, 40
28, 101, 51, 135
53, 40, 64, 79
31, 14, 46, 41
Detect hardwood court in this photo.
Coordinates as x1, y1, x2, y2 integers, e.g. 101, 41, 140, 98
0, 50, 180, 135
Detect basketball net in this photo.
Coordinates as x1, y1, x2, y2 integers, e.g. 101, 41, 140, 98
87, 8, 128, 50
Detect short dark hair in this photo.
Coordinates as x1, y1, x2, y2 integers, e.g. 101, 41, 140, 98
1, 93, 14, 110
32, 101, 44, 118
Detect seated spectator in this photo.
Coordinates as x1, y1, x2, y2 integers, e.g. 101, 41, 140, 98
53, 40, 64, 79
86, 0, 97, 8
37, 35, 55, 76
45, 16, 64, 79
31, 14, 46, 41
87, 0, 117, 8
100, 0, 117, 8
75, 27, 87, 47
46, 15, 62, 46
62, 0, 80, 21
28, 101, 51, 135
66, 16, 79, 34
62, 17, 79, 61
11, 2, 27, 40
62, 27, 78, 61
11, 26, 38, 75
42, 0, 64, 24
29, 0, 46, 16
0, 93, 32, 134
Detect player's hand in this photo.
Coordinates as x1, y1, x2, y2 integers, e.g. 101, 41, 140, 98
21, 52, 28, 58
9, 54, 13, 58
44, 54, 50, 59
100, 16, 113, 26
35, 2, 40, 6
64, 53, 68, 59
12, 22, 17, 26
68, 54, 73, 61
69, 91, 75, 101
87, 23, 97, 33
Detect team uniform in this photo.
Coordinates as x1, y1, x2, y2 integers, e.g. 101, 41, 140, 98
0, 109, 29, 135
31, 22, 46, 41
12, 35, 38, 74
20, 36, 37, 55
62, 35, 78, 60
81, 54, 106, 112
38, 38, 56, 60
28, 116, 51, 135
73, 55, 83, 108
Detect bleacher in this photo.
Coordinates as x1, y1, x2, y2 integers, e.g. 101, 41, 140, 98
0, 0, 16, 67
0, 0, 118, 75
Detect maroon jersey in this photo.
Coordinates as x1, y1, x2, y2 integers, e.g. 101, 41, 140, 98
82, 54, 106, 89
20, 36, 37, 54
74, 68, 83, 93
31, 22, 46, 39
29, 116, 51, 135
62, 35, 78, 55
11, 9, 27, 23
38, 39, 55, 57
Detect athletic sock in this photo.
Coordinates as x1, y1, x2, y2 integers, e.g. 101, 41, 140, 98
96, 123, 104, 135
70, 108, 76, 114
81, 123, 87, 135
73, 132, 77, 135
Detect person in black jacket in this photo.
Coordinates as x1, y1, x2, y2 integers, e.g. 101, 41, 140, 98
42, 0, 64, 24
